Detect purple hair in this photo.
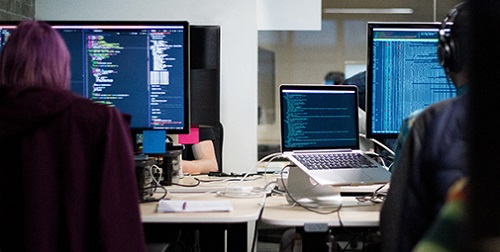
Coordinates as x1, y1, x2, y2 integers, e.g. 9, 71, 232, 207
0, 20, 71, 89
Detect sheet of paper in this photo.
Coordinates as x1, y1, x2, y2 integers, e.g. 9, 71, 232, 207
157, 199, 233, 212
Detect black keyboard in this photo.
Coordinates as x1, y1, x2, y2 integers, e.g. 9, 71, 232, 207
292, 152, 379, 170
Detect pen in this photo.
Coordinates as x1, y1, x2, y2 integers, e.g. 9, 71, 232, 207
182, 201, 187, 210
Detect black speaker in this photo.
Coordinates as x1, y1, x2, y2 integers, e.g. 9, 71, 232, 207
437, 2, 467, 74
189, 25, 221, 127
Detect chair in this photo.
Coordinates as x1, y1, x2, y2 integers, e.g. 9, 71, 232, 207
213, 122, 224, 172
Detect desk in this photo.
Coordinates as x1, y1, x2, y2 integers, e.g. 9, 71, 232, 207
140, 179, 266, 252
260, 194, 382, 251
139, 174, 384, 251
261, 195, 381, 227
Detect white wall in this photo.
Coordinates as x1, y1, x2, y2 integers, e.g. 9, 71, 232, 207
36, 0, 258, 174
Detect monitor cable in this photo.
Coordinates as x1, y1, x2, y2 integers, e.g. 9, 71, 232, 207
279, 166, 342, 215
278, 164, 384, 249
359, 133, 395, 157
141, 164, 168, 202
216, 152, 284, 198
355, 183, 388, 204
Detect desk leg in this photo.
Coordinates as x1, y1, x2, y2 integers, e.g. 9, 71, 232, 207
226, 222, 249, 251
144, 223, 250, 252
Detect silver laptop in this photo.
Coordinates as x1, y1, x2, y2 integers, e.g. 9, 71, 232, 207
279, 84, 391, 186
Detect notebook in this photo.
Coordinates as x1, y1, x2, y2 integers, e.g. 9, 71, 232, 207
279, 84, 391, 186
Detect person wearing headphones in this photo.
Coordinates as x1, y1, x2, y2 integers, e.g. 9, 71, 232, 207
380, 2, 471, 251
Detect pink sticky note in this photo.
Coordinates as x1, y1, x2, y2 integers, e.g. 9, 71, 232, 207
178, 127, 200, 144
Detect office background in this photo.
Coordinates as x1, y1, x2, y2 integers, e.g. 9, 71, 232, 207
4, 0, 500, 246
37, 0, 258, 174
257, 0, 460, 160
0, 0, 461, 173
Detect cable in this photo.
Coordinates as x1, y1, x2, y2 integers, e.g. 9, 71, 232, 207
150, 164, 163, 187
170, 177, 201, 187
257, 152, 287, 175
238, 152, 283, 184
140, 164, 168, 202
279, 166, 342, 215
277, 164, 384, 247
141, 186, 168, 202
216, 187, 266, 198
355, 183, 388, 204
359, 133, 395, 156
387, 162, 394, 171
338, 232, 362, 252
277, 165, 372, 251
213, 152, 283, 198
377, 156, 386, 167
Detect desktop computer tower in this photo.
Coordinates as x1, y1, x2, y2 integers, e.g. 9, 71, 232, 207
135, 156, 156, 202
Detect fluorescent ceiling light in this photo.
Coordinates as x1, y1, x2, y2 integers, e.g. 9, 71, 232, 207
324, 8, 414, 14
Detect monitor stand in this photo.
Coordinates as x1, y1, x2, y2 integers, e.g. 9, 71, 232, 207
167, 134, 179, 145
284, 166, 342, 208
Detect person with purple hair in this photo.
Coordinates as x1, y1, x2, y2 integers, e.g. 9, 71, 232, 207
0, 20, 146, 252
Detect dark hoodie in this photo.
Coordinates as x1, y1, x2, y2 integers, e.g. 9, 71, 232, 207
0, 85, 146, 252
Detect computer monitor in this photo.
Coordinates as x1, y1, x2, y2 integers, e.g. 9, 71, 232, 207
190, 25, 220, 127
366, 22, 455, 140
0, 21, 190, 134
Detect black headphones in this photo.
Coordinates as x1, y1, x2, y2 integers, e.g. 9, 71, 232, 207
437, 2, 467, 75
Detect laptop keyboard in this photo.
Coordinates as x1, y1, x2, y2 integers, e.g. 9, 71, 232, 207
292, 152, 379, 170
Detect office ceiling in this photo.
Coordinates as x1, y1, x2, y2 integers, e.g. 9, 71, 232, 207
321, 0, 463, 22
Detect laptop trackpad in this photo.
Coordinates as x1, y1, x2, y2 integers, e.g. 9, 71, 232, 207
362, 168, 391, 182
334, 170, 373, 184
309, 170, 347, 185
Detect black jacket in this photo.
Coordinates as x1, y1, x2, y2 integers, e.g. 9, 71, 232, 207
380, 95, 470, 252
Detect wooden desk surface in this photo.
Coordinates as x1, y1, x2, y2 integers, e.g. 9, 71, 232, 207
140, 175, 383, 226
140, 190, 265, 223
140, 183, 266, 252
261, 194, 382, 227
